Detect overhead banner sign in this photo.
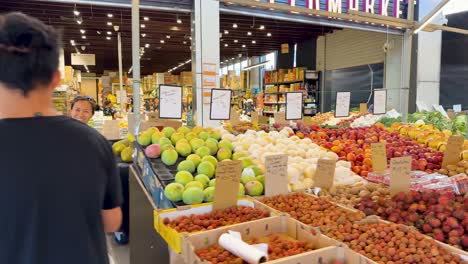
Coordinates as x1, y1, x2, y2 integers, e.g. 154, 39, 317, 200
71, 53, 96, 66
246, 0, 407, 19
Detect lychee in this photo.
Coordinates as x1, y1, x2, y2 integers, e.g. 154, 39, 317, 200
446, 217, 460, 229
429, 218, 441, 228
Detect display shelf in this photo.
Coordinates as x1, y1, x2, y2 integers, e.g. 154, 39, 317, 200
265, 79, 304, 86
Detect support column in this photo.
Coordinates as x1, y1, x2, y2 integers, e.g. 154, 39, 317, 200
192, 0, 220, 127
414, 1, 447, 110
384, 34, 403, 113
131, 0, 141, 133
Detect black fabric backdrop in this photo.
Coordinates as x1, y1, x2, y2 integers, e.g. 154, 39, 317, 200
440, 11, 468, 110
323, 63, 384, 112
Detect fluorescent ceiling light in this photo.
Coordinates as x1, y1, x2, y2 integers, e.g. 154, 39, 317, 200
243, 61, 269, 71
107, 14, 113, 18
233, 23, 238, 28
107, 22, 112, 26
73, 10, 80, 16
247, 31, 252, 36
143, 17, 149, 21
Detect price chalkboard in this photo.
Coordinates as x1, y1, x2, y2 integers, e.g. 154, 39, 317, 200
373, 89, 387, 115
210, 89, 232, 120
159, 85, 182, 119
335, 92, 351, 118
285, 92, 303, 120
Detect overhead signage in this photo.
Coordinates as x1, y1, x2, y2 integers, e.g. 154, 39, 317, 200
256, 0, 406, 18
71, 53, 95, 66
159, 85, 182, 119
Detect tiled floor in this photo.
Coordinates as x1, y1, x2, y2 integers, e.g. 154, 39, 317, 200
107, 235, 129, 264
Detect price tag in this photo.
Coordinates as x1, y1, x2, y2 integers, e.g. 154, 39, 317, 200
314, 159, 336, 189
210, 89, 232, 120
335, 92, 351, 118
274, 112, 288, 125
230, 108, 240, 126
265, 155, 288, 196
373, 89, 387, 115
433, 104, 449, 119
453, 104, 462, 113
213, 160, 242, 210
159, 85, 182, 119
442, 136, 465, 169
251, 111, 259, 124
285, 92, 303, 120
359, 103, 368, 114
416, 101, 430, 112
102, 120, 121, 140
371, 143, 387, 173
390, 156, 411, 195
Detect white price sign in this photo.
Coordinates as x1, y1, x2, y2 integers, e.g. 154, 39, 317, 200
210, 89, 232, 120
71, 53, 96, 66
159, 85, 182, 119
373, 89, 387, 115
335, 92, 351, 117
285, 92, 303, 120
453, 104, 462, 113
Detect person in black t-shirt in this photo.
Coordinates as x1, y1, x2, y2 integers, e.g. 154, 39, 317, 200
0, 12, 123, 264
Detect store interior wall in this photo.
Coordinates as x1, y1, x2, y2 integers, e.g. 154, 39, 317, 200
276, 45, 294, 69
316, 28, 387, 112
440, 11, 468, 110
296, 38, 317, 70
275, 37, 317, 70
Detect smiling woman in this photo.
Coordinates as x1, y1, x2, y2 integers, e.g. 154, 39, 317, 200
70, 95, 96, 124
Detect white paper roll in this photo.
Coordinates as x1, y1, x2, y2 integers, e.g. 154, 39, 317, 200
218, 231, 268, 264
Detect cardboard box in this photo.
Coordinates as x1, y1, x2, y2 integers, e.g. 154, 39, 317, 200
154, 198, 276, 253
184, 215, 355, 264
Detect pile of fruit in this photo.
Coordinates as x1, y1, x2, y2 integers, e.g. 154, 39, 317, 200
356, 191, 468, 250
439, 154, 468, 176
112, 137, 134, 163
259, 193, 365, 228
162, 206, 270, 232
325, 221, 465, 263
195, 233, 316, 263
304, 125, 444, 177
318, 182, 391, 207
225, 121, 270, 134
309, 112, 334, 124
220, 128, 363, 191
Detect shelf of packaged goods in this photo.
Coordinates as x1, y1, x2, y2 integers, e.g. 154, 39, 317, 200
264, 80, 303, 86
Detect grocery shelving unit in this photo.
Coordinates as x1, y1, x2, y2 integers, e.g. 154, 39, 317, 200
52, 86, 70, 115
303, 70, 321, 116
262, 68, 306, 115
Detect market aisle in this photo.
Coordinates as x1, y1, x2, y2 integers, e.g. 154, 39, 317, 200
107, 235, 129, 264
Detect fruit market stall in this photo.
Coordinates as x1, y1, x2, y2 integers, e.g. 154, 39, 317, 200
126, 106, 468, 263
